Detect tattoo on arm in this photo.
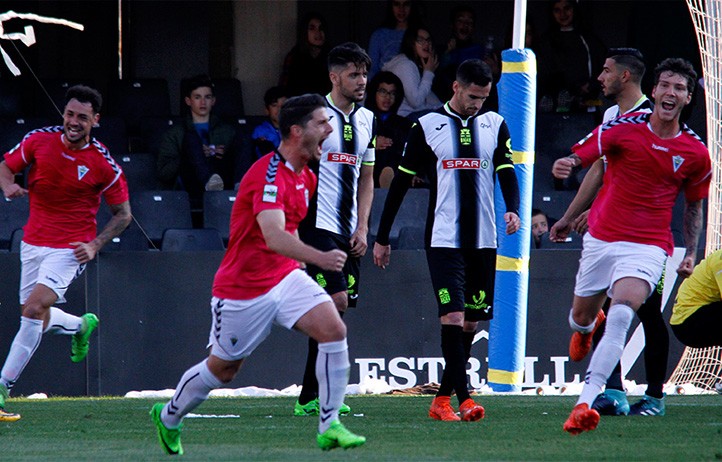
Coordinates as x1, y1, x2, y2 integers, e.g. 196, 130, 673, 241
683, 200, 703, 257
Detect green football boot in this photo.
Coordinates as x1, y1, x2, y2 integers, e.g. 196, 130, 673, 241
150, 403, 184, 455
71, 313, 99, 363
317, 420, 366, 451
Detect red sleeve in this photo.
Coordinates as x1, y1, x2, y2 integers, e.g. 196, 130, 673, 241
102, 172, 130, 205
683, 152, 712, 202
571, 125, 604, 168
251, 174, 287, 216
3, 135, 34, 173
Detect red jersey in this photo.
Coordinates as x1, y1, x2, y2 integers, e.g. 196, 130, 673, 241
212, 152, 317, 300
573, 113, 711, 254
3, 126, 129, 249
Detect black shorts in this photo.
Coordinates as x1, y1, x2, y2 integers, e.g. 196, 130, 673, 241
671, 301, 722, 348
300, 228, 361, 307
426, 247, 496, 321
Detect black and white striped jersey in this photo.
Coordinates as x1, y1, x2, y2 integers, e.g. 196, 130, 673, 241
395, 103, 516, 249
303, 95, 375, 238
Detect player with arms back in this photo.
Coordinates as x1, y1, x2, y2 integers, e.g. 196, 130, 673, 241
0, 85, 131, 421
150, 94, 365, 455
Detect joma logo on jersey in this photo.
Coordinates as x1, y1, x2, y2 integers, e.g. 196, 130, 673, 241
443, 158, 481, 169
328, 152, 358, 165
460, 128, 472, 145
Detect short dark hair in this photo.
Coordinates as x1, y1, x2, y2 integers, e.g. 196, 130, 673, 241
365, 71, 405, 115
451, 4, 475, 23
654, 58, 697, 95
183, 74, 214, 98
328, 42, 372, 73
279, 93, 327, 138
607, 48, 646, 83
65, 85, 103, 114
456, 59, 493, 87
263, 86, 289, 107
531, 208, 547, 218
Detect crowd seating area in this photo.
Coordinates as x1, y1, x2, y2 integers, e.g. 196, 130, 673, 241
0, 78, 700, 252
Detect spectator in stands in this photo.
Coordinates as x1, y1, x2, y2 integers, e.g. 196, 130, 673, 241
670, 249, 722, 348
433, 4, 495, 103
536, 0, 606, 113
252, 86, 288, 159
382, 25, 441, 117
279, 11, 332, 97
374, 59, 520, 423
365, 71, 412, 188
531, 208, 549, 249
156, 75, 238, 221
367, 0, 423, 80
0, 85, 131, 422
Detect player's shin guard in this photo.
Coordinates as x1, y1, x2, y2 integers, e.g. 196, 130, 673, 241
316, 339, 350, 434
163, 359, 222, 428
1, 317, 43, 389
578, 304, 634, 406
43, 307, 82, 335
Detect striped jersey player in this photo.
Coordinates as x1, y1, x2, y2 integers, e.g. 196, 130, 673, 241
374, 59, 520, 423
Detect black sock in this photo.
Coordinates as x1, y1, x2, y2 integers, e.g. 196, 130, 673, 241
606, 363, 624, 391
638, 298, 668, 399
298, 337, 319, 405
439, 324, 470, 404
462, 331, 475, 361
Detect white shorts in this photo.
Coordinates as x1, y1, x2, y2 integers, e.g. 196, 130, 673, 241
19, 242, 85, 304
574, 233, 667, 299
207, 269, 333, 361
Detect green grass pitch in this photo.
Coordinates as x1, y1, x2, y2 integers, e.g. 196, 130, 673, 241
1, 394, 720, 461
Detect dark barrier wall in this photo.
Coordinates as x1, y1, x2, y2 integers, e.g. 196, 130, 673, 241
0, 250, 685, 396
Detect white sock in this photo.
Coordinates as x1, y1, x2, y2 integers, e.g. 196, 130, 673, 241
568, 308, 597, 334
162, 359, 222, 428
43, 307, 82, 335
578, 304, 634, 406
1, 317, 44, 391
317, 339, 350, 434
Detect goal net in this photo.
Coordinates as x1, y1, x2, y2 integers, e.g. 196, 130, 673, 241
668, 0, 722, 391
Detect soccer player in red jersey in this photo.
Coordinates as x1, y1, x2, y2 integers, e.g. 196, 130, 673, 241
0, 85, 131, 421
554, 58, 711, 434
150, 94, 365, 455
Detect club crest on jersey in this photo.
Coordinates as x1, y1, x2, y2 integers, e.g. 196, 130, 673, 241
672, 155, 684, 172
460, 128, 472, 145
443, 158, 483, 169
343, 124, 353, 141
328, 152, 358, 166
77, 165, 89, 180
262, 184, 278, 203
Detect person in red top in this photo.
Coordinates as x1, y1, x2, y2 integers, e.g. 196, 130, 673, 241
0, 85, 132, 422
149, 94, 366, 456
553, 58, 711, 434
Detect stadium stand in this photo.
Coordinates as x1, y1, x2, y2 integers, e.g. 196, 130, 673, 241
0, 78, 30, 118
92, 115, 129, 155
105, 78, 171, 148
0, 195, 29, 250
396, 225, 425, 250
116, 152, 159, 192
32, 78, 96, 118
9, 228, 23, 253
534, 112, 598, 192
137, 115, 182, 154
203, 190, 236, 244
160, 228, 225, 251
129, 190, 193, 246
369, 188, 429, 247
